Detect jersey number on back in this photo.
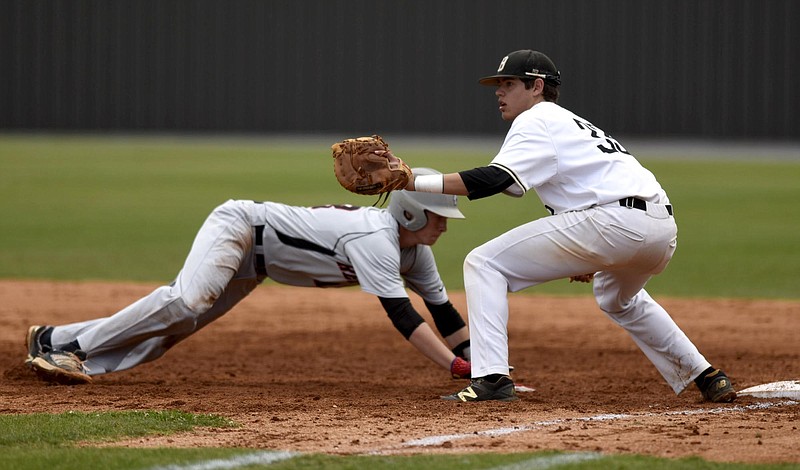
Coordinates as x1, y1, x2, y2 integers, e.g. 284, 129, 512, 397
573, 118, 631, 155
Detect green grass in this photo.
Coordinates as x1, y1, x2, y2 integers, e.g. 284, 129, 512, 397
2, 134, 798, 299
644, 159, 800, 298
0, 410, 234, 447
1, 410, 797, 469
0, 411, 243, 469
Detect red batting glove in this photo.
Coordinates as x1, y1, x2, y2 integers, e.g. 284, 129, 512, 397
450, 356, 471, 379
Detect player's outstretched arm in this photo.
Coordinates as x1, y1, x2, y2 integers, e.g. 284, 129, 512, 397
405, 171, 469, 196
407, 323, 461, 370
379, 296, 470, 378
424, 299, 470, 359
407, 166, 516, 201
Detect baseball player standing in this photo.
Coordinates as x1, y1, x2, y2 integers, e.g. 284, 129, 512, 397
25, 168, 473, 385
405, 50, 736, 403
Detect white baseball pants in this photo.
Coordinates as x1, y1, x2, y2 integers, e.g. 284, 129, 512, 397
464, 203, 711, 394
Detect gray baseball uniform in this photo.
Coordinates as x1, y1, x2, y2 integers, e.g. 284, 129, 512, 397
48, 199, 450, 375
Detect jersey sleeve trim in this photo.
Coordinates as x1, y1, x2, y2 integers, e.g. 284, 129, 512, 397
489, 162, 528, 195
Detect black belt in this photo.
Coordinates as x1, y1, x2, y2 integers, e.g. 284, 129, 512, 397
254, 225, 267, 276
619, 197, 673, 216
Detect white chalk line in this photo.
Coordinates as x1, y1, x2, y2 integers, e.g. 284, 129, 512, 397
487, 452, 605, 469
143, 399, 798, 468
379, 399, 800, 451
147, 450, 299, 470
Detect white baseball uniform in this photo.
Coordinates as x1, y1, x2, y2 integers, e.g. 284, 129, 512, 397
49, 200, 450, 375
466, 101, 711, 394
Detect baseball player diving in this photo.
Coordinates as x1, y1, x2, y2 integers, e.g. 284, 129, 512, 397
402, 50, 736, 403
24, 168, 473, 385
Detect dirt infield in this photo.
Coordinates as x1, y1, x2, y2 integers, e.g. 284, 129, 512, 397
1, 280, 798, 463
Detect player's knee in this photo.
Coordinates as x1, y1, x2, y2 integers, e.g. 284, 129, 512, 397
165, 282, 212, 318
597, 298, 622, 314
594, 292, 633, 316
181, 292, 217, 316
152, 297, 199, 335
463, 248, 489, 277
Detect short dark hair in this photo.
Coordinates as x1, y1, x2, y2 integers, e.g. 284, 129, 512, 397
523, 78, 560, 103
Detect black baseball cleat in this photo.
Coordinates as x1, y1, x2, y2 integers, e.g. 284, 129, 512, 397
29, 349, 93, 385
25, 325, 53, 365
442, 375, 518, 402
698, 369, 737, 403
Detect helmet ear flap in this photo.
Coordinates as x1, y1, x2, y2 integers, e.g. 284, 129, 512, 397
406, 209, 428, 231
389, 192, 427, 231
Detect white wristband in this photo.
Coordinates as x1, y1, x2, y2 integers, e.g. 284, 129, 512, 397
414, 174, 444, 193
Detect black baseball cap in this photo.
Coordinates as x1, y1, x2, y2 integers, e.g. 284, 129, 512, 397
479, 50, 561, 87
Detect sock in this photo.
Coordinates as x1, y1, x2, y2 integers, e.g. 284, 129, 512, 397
59, 340, 82, 353
39, 327, 54, 351
483, 374, 505, 383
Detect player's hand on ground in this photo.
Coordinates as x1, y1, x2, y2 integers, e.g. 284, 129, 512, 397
450, 356, 471, 379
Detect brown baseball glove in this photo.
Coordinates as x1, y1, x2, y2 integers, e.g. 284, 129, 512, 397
331, 135, 412, 195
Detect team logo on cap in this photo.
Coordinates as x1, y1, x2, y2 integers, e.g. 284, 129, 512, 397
497, 56, 509, 72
